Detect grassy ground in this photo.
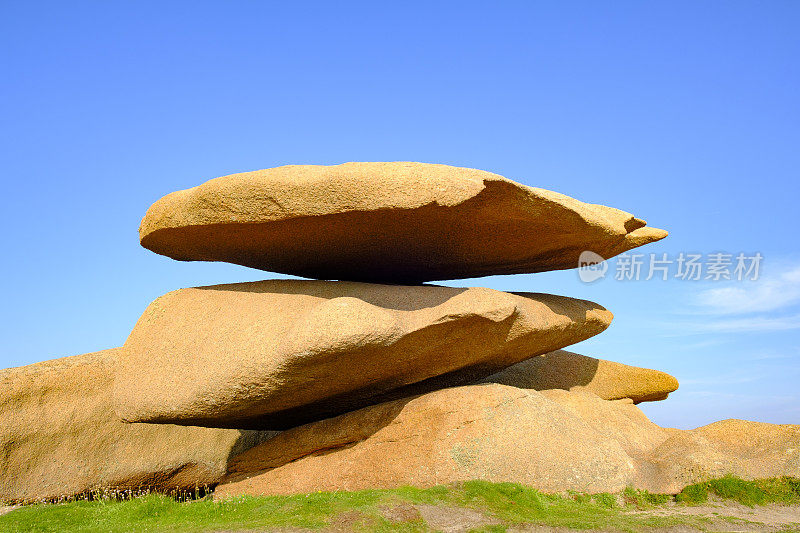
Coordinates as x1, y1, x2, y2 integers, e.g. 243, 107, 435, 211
1, 476, 799, 532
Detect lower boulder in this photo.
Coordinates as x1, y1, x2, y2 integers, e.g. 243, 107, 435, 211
215, 384, 642, 497
215, 384, 800, 498
0, 349, 275, 504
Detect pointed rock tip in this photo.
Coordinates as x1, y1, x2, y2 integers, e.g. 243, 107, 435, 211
626, 226, 668, 246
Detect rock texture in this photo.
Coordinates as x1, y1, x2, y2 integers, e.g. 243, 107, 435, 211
215, 385, 800, 498
138, 162, 667, 283
113, 280, 612, 430
0, 349, 274, 504
483, 349, 679, 403
540, 389, 669, 460
215, 384, 642, 496
650, 419, 800, 493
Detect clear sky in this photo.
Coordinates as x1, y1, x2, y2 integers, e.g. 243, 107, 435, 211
2, 1, 798, 429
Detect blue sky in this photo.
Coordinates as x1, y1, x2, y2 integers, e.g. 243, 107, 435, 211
1, 1, 798, 429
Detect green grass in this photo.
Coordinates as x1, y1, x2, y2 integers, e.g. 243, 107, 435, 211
621, 487, 671, 509
676, 475, 800, 507
1, 477, 797, 533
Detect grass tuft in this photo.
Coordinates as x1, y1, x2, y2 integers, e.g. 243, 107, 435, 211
621, 487, 671, 509
676, 475, 800, 507
591, 492, 618, 509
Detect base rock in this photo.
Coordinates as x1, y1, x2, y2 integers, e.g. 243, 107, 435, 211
215, 385, 800, 497
650, 419, 800, 493
216, 384, 639, 496
0, 349, 274, 504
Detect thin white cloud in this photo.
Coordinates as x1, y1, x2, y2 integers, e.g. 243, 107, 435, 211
681, 375, 763, 386
682, 391, 741, 399
751, 348, 799, 360
694, 266, 800, 315
678, 338, 730, 350
678, 313, 800, 334
678, 390, 798, 403
672, 264, 800, 335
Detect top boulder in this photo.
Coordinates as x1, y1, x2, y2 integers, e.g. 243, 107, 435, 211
140, 162, 667, 283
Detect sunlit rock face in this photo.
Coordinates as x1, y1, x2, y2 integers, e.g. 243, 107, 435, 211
138, 161, 667, 283
0, 349, 275, 504
481, 349, 679, 403
113, 280, 612, 429
215, 386, 800, 498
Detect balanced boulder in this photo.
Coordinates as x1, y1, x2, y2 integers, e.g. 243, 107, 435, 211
0, 349, 274, 504
482, 349, 679, 403
139, 162, 667, 283
113, 280, 612, 429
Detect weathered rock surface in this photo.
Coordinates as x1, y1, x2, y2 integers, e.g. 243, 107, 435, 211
0, 349, 274, 504
541, 389, 669, 459
113, 280, 612, 429
139, 162, 667, 283
483, 349, 679, 403
650, 419, 800, 493
215, 384, 641, 496
215, 385, 800, 497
